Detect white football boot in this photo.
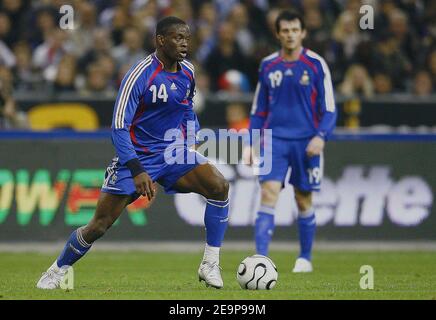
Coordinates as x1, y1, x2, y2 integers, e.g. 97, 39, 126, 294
198, 261, 223, 289
36, 261, 69, 289
292, 257, 313, 273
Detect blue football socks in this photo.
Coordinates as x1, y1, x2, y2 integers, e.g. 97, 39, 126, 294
56, 227, 92, 268
204, 198, 229, 247
255, 205, 275, 256
297, 211, 316, 261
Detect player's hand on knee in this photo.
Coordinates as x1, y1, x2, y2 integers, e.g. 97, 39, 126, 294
306, 136, 325, 157
133, 172, 155, 200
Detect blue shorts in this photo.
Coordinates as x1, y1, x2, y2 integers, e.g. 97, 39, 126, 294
259, 136, 323, 192
101, 147, 208, 200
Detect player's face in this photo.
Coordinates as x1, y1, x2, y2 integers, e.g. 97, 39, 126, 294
277, 19, 306, 51
161, 24, 190, 62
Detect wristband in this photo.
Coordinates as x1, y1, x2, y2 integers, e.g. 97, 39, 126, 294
317, 132, 326, 140
126, 158, 145, 177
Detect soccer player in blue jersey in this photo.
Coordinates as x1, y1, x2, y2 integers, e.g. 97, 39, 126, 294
37, 17, 229, 289
245, 11, 337, 272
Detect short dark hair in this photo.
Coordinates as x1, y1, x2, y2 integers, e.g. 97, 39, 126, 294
156, 16, 187, 36
275, 10, 305, 33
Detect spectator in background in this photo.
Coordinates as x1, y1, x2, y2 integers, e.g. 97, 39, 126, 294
53, 54, 77, 93
70, 1, 99, 57
226, 103, 249, 131
0, 0, 28, 47
423, 1, 436, 44
303, 7, 330, 55
107, 6, 131, 47
375, 0, 398, 30
99, 0, 133, 29
78, 28, 113, 72
80, 63, 112, 96
32, 29, 74, 83
194, 1, 217, 64
204, 21, 252, 91
111, 27, 146, 70
339, 64, 374, 98
262, 8, 281, 52
132, 0, 158, 52
27, 7, 58, 49
214, 0, 239, 22
331, 10, 364, 63
428, 49, 436, 86
388, 9, 419, 65
0, 12, 14, 47
412, 70, 433, 97
13, 41, 41, 90
373, 72, 393, 95
228, 3, 255, 57
0, 39, 15, 68
0, 65, 28, 128
370, 32, 412, 91
164, 0, 194, 27
95, 54, 117, 91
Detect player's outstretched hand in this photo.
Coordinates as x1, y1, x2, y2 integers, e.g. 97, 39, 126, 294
306, 136, 325, 157
133, 172, 155, 200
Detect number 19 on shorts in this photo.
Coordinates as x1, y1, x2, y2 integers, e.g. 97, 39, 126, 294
307, 166, 322, 186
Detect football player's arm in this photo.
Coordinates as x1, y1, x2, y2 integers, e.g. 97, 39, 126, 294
111, 70, 154, 199
182, 78, 200, 148
314, 59, 337, 140
306, 59, 337, 157
243, 63, 269, 165
248, 63, 269, 145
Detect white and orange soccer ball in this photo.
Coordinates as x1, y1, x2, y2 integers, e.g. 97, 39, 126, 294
236, 254, 278, 290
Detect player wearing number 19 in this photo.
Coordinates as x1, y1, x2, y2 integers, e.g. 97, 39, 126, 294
246, 11, 337, 272
37, 16, 230, 289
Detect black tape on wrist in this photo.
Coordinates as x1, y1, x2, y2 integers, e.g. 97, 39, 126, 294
126, 158, 145, 178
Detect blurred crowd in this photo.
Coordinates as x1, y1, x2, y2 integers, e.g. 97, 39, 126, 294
0, 0, 435, 129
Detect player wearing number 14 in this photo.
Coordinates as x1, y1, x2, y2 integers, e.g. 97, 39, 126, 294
37, 16, 230, 290
245, 10, 337, 272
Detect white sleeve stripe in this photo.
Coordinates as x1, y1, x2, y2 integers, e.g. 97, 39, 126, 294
115, 56, 151, 129
250, 83, 261, 115
181, 61, 195, 75
117, 59, 151, 129
262, 52, 279, 62
306, 50, 335, 112
322, 61, 335, 112
182, 59, 195, 69
116, 56, 152, 129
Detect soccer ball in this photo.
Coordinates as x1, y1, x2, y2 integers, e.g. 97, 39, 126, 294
236, 254, 278, 290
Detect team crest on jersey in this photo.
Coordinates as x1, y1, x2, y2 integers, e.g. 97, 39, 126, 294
300, 70, 310, 85
170, 83, 177, 90
285, 69, 293, 76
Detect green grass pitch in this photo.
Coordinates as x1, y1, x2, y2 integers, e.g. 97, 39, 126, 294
1, 250, 435, 300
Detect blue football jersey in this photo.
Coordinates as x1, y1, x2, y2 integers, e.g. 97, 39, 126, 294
111, 53, 199, 165
250, 48, 337, 140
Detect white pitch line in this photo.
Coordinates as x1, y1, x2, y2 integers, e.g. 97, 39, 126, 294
1, 241, 436, 253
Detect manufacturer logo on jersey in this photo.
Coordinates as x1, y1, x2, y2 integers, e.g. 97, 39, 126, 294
110, 174, 117, 184
170, 83, 177, 90
285, 69, 293, 76
300, 70, 310, 85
